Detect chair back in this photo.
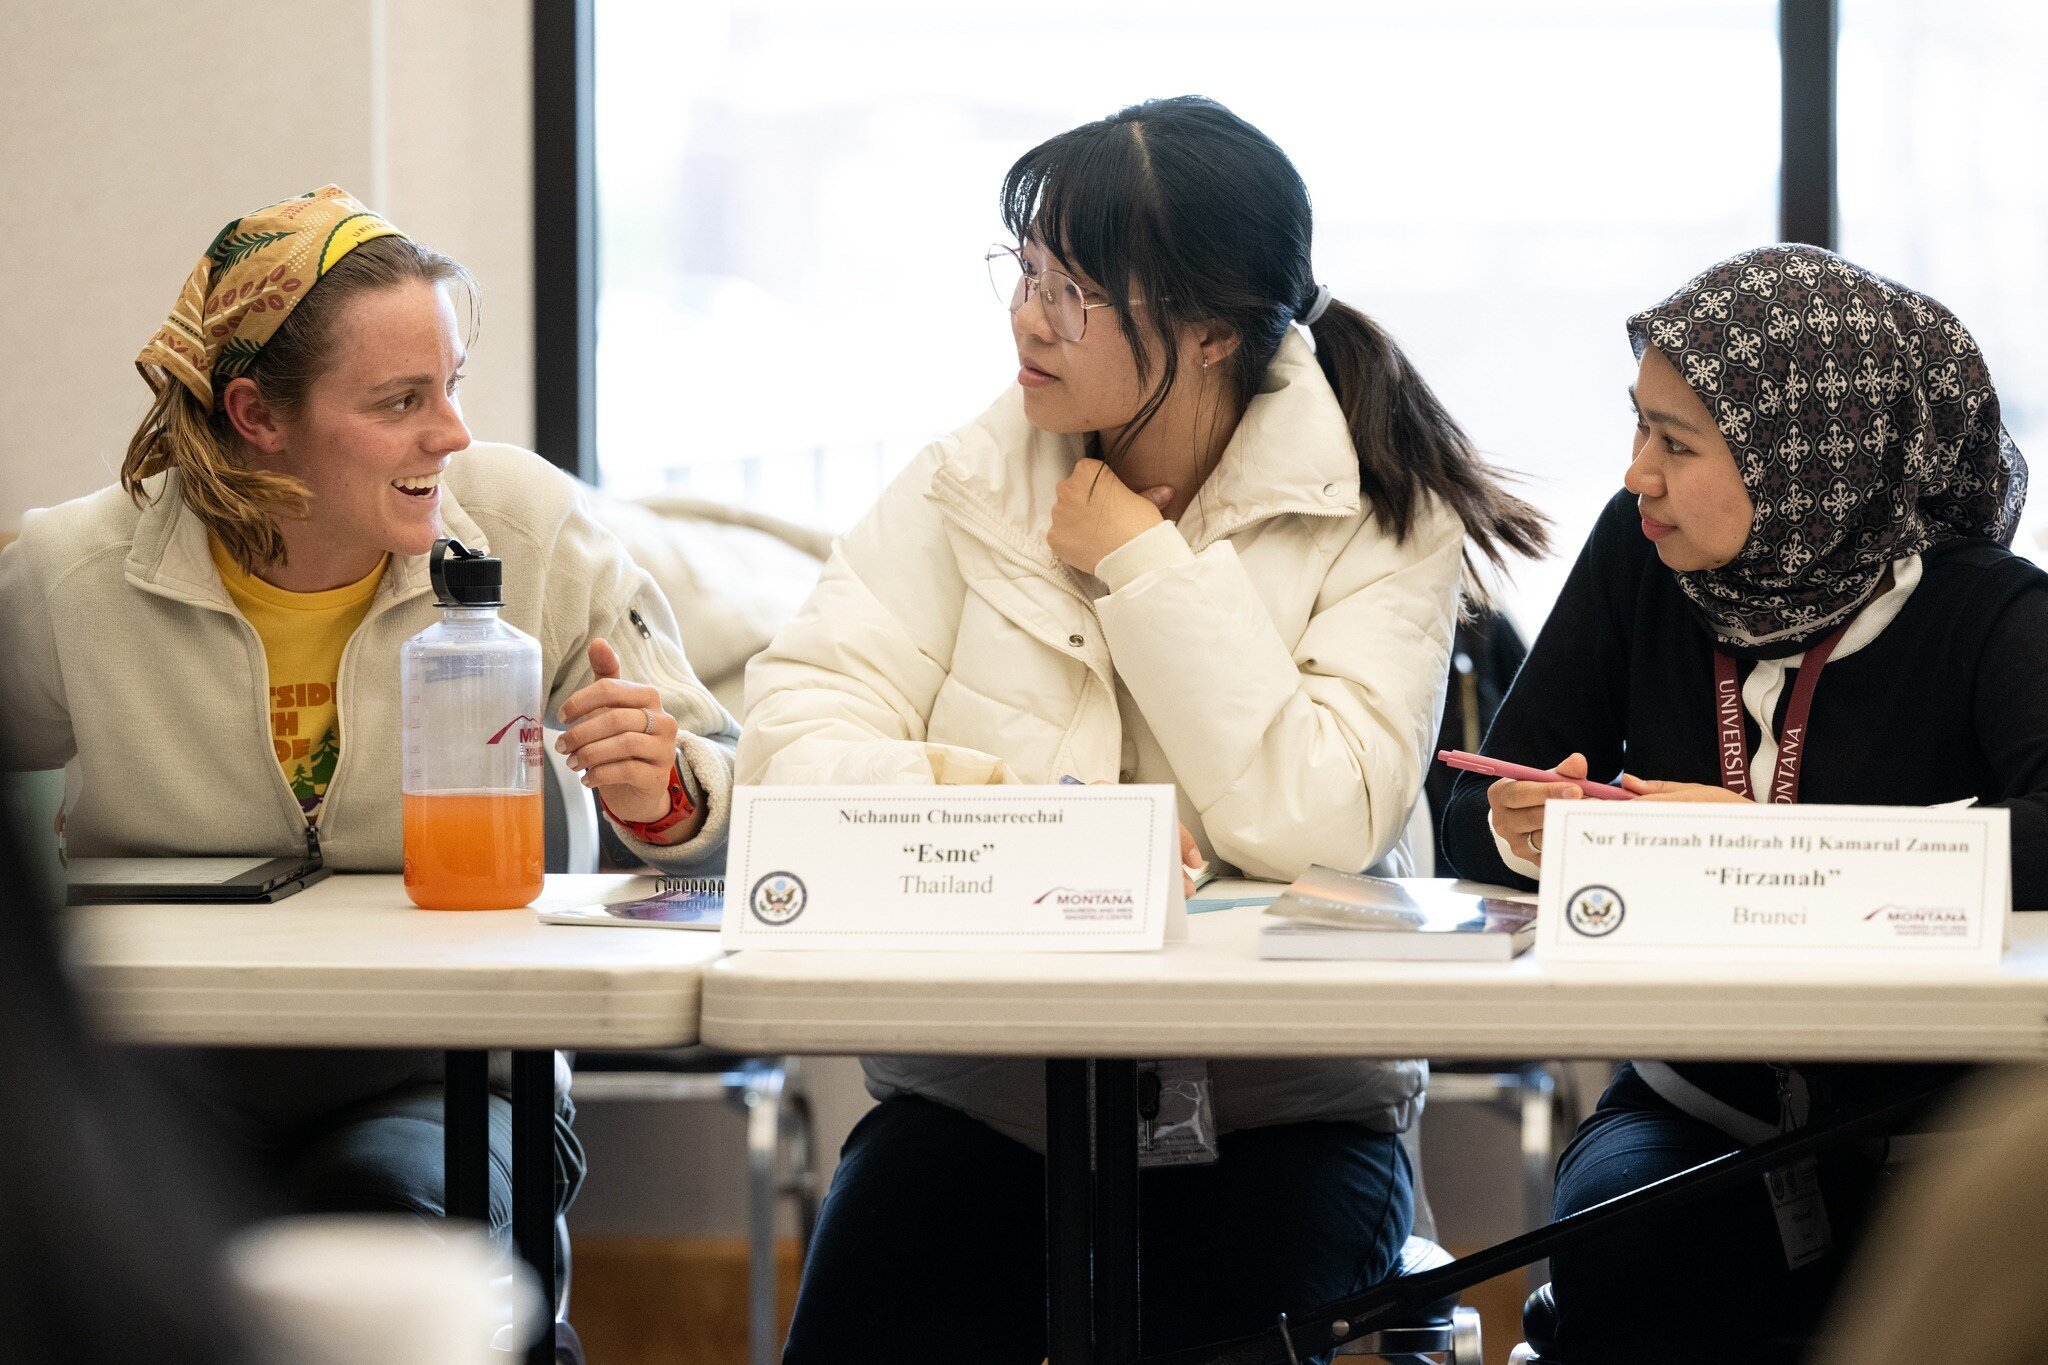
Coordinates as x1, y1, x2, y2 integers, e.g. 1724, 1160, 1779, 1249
541, 736, 600, 874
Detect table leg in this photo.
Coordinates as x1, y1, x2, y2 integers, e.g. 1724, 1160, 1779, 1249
444, 1049, 490, 1223
1046, 1058, 1095, 1362
1091, 1060, 1140, 1364
1044, 1059, 1143, 1364
513, 1049, 558, 1365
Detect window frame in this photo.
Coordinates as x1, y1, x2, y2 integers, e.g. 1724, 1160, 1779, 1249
531, 0, 1841, 484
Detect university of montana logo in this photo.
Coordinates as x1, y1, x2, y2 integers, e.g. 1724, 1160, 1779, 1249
486, 714, 540, 745
750, 872, 808, 926
1033, 886, 1138, 922
485, 713, 544, 772
1567, 885, 1625, 937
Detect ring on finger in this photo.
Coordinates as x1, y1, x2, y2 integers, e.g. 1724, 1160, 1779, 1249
640, 706, 656, 735
1529, 829, 1543, 854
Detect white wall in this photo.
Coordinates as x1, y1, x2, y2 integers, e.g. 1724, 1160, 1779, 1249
0, 0, 533, 533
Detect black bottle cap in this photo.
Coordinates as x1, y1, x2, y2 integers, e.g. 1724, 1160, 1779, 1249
429, 537, 504, 607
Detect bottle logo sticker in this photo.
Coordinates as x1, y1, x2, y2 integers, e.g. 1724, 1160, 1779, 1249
487, 714, 545, 773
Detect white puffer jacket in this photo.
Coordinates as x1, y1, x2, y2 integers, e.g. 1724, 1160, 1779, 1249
740, 331, 1462, 1145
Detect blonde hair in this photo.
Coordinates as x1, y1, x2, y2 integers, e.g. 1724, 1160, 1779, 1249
123, 235, 478, 574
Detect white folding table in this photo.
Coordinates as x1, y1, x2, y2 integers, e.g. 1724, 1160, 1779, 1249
66, 872, 723, 1365
700, 879, 2048, 1364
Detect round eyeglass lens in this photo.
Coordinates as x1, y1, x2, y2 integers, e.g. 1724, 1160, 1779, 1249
1043, 273, 1088, 341
986, 247, 1027, 311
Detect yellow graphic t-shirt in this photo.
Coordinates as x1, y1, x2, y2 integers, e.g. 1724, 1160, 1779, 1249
211, 538, 387, 814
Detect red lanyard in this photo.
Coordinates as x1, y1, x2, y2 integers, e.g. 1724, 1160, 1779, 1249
1711, 621, 1852, 804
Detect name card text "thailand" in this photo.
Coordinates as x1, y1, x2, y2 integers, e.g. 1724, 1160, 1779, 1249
722, 785, 1183, 952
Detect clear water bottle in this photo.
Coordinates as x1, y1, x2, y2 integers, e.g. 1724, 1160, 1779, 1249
401, 538, 544, 910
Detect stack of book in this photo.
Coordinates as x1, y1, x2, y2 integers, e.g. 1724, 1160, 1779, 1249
1257, 865, 1537, 960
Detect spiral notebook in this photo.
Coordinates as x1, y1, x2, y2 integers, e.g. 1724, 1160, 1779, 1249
537, 876, 724, 930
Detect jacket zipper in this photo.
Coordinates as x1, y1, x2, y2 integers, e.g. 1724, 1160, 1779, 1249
928, 474, 1116, 772
314, 573, 437, 860
929, 464, 1353, 780
119, 480, 471, 864
930, 487, 1115, 686
310, 607, 371, 860
218, 608, 324, 852
129, 563, 432, 867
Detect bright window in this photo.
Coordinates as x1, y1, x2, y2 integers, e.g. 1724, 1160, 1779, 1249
1838, 0, 2048, 558
594, 0, 1781, 624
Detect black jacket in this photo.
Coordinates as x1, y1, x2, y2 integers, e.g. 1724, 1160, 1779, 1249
1442, 489, 2048, 1125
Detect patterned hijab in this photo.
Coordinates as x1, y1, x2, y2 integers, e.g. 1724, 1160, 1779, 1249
1627, 244, 2026, 656
137, 185, 405, 411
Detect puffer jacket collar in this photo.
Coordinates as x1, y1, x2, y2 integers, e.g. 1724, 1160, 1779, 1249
926, 328, 1362, 563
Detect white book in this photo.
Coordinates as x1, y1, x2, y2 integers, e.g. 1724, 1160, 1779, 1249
1258, 871, 1536, 961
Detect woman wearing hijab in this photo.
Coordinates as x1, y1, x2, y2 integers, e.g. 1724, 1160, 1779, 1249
0, 187, 738, 1295
1441, 244, 2048, 1362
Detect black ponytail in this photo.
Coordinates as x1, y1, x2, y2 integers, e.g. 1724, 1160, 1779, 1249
1307, 298, 1549, 575
1002, 96, 1548, 587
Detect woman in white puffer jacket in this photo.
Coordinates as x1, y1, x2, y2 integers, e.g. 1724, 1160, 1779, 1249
742, 97, 1547, 1362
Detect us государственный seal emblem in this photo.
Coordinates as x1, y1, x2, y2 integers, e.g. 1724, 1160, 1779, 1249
750, 872, 807, 926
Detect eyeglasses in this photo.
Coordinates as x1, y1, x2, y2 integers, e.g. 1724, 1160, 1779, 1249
985, 244, 1122, 344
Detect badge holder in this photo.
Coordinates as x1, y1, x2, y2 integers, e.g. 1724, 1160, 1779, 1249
1137, 1059, 1218, 1167
1766, 1066, 1834, 1269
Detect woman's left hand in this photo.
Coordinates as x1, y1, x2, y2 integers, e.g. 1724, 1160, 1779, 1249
1178, 821, 1204, 900
1619, 774, 1750, 804
558, 638, 695, 834
1048, 458, 1174, 575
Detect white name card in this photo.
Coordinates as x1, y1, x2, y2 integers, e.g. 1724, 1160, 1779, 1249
721, 785, 1184, 952
1537, 802, 2010, 964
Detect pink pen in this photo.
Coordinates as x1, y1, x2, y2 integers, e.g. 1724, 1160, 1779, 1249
1436, 749, 1636, 801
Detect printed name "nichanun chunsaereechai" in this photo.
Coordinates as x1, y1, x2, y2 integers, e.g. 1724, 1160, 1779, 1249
839, 808, 1065, 825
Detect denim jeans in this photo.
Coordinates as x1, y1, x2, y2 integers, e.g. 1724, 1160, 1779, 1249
175, 1047, 586, 1296
782, 1093, 1413, 1364
1548, 1064, 1887, 1365
273, 1078, 586, 1237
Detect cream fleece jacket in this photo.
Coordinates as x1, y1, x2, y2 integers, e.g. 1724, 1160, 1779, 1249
0, 441, 738, 872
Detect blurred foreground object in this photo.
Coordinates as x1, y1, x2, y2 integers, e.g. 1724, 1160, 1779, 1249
1813, 1065, 2048, 1365
231, 1217, 541, 1365
0, 771, 264, 1363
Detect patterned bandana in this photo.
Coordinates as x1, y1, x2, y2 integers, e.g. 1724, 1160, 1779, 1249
1628, 244, 2026, 656
136, 185, 406, 411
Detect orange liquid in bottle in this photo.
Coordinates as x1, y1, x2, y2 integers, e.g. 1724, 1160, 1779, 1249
403, 790, 545, 910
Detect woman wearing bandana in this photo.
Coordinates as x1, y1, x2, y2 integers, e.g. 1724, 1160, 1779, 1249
1442, 244, 2048, 1361
0, 188, 739, 1336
